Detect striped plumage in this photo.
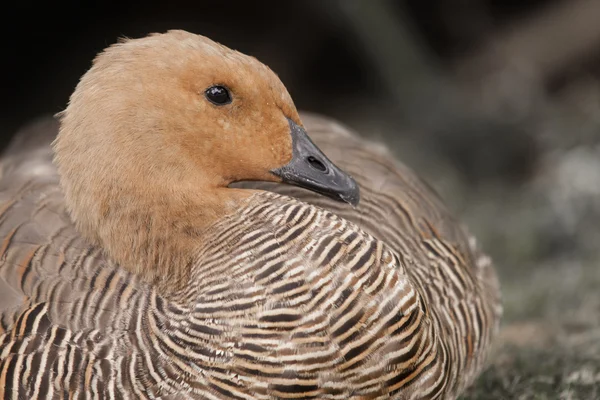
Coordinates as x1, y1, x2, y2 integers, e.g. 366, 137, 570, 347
0, 113, 501, 399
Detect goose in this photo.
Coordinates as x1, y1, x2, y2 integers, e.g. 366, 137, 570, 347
0, 30, 501, 399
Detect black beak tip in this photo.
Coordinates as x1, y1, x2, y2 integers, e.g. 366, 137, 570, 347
340, 182, 360, 207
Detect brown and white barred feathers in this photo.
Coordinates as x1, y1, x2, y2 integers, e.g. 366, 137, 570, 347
0, 114, 501, 399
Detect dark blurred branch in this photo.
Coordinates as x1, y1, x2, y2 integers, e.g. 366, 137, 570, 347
459, 0, 600, 82
326, 0, 442, 101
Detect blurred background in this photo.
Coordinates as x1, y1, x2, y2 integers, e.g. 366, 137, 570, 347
3, 1, 600, 397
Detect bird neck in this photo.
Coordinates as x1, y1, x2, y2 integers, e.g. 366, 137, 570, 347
83, 184, 255, 296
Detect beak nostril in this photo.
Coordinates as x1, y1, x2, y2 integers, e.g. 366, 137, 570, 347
307, 156, 328, 173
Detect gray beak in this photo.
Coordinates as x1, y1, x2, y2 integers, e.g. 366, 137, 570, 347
271, 118, 360, 206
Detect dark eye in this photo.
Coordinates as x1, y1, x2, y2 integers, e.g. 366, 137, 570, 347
205, 85, 232, 105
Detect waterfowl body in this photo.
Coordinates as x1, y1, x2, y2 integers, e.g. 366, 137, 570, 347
0, 31, 501, 399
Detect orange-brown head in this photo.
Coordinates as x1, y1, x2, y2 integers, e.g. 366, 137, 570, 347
54, 30, 358, 292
